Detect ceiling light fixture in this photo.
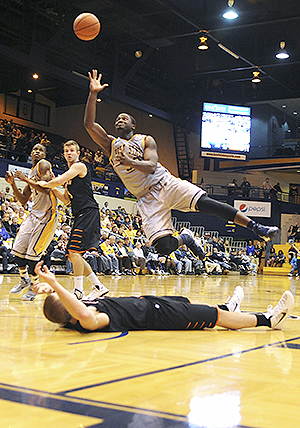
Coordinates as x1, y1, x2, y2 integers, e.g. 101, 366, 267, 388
276, 41, 290, 59
252, 70, 261, 83
223, 0, 239, 20
198, 36, 209, 50
135, 50, 143, 58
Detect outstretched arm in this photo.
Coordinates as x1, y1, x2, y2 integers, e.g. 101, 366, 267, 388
38, 162, 86, 189
34, 262, 109, 330
84, 69, 113, 156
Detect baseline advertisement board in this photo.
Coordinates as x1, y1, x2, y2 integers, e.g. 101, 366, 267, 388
233, 200, 271, 218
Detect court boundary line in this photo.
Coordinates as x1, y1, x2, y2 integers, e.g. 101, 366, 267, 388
60, 335, 300, 394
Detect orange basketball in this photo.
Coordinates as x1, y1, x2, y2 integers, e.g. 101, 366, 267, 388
73, 13, 101, 41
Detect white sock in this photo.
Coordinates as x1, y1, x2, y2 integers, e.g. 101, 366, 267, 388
74, 276, 84, 291
87, 272, 103, 287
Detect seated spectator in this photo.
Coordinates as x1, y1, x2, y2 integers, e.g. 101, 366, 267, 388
133, 242, 146, 275
210, 247, 231, 272
100, 236, 119, 275
61, 223, 72, 237
288, 254, 298, 277
9, 216, 20, 238
165, 252, 183, 275
50, 233, 73, 274
229, 249, 250, 275
83, 250, 99, 274
132, 215, 142, 231
0, 219, 11, 273
123, 236, 136, 267
204, 250, 222, 275
101, 201, 109, 214
1, 213, 14, 237
114, 215, 125, 227
115, 239, 133, 275
123, 215, 132, 229
266, 247, 277, 267
275, 249, 286, 267
124, 223, 136, 243
133, 229, 145, 246
142, 240, 163, 274
240, 249, 257, 275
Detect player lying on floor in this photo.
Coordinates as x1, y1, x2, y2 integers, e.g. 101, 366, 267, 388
33, 262, 294, 333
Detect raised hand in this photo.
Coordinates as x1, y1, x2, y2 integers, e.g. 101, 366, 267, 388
35, 261, 56, 285
88, 69, 109, 93
14, 170, 27, 181
32, 282, 54, 295
5, 171, 14, 185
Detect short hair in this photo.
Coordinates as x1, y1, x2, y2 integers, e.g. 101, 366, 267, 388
33, 143, 47, 154
64, 140, 80, 152
116, 113, 136, 127
43, 294, 72, 324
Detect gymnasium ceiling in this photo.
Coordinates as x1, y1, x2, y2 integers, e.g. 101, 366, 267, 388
1, 0, 300, 129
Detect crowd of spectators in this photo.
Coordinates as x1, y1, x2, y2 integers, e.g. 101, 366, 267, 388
0, 118, 121, 183
0, 186, 267, 276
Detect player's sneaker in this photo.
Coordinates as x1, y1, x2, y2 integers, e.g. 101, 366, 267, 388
181, 228, 205, 260
72, 288, 86, 300
22, 287, 37, 301
9, 277, 32, 294
264, 290, 294, 329
225, 285, 244, 313
85, 283, 109, 301
252, 222, 279, 242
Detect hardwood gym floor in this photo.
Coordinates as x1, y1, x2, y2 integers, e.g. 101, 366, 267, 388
0, 272, 299, 428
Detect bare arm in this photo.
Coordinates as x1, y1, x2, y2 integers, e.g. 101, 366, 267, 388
14, 160, 52, 194
5, 171, 31, 205
114, 135, 158, 174
51, 188, 71, 206
38, 162, 87, 189
84, 69, 113, 156
34, 263, 110, 330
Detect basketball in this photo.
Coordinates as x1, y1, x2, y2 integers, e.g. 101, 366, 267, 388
73, 13, 101, 41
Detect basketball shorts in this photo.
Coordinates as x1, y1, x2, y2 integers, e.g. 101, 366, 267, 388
67, 207, 100, 254
144, 296, 218, 330
12, 210, 58, 261
137, 173, 205, 243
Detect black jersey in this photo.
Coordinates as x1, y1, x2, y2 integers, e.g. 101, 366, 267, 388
65, 296, 218, 332
66, 162, 98, 216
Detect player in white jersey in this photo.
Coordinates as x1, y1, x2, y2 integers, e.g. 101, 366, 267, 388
84, 69, 279, 258
5, 144, 58, 301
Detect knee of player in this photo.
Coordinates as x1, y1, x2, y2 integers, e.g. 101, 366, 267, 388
153, 235, 178, 256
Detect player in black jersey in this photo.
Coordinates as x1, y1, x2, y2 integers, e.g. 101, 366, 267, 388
33, 262, 294, 332
38, 140, 109, 300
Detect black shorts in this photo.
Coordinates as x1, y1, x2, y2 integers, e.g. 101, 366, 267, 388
67, 207, 100, 254
144, 296, 218, 330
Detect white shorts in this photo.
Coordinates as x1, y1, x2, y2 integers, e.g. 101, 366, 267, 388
137, 173, 205, 243
11, 210, 58, 261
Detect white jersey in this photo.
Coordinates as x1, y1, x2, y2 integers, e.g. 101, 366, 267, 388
28, 160, 57, 218
109, 134, 167, 198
